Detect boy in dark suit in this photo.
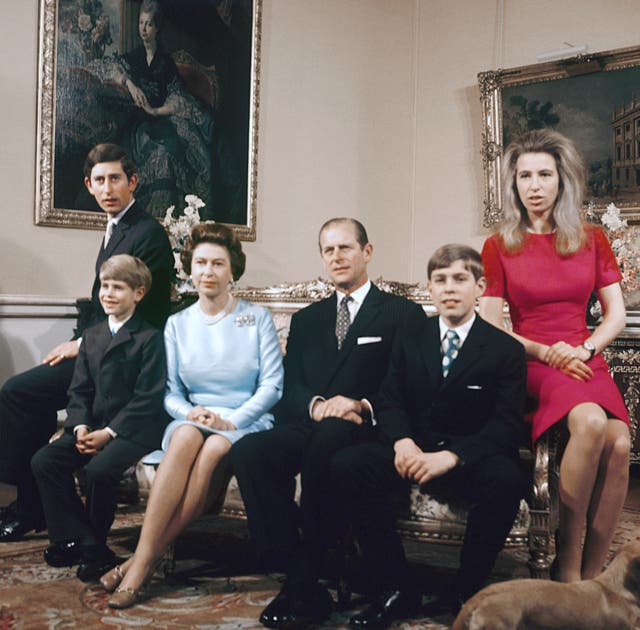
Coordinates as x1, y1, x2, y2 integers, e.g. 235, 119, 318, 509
31, 255, 169, 582
0, 144, 173, 542
334, 244, 527, 628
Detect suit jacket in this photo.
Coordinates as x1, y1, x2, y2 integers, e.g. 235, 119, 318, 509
75, 202, 174, 336
377, 315, 527, 467
64, 314, 169, 450
278, 283, 426, 424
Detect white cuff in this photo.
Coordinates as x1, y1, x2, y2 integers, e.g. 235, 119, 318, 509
309, 395, 326, 419
361, 398, 376, 426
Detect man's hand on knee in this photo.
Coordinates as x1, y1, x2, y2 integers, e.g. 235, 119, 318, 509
311, 395, 365, 424
43, 340, 80, 366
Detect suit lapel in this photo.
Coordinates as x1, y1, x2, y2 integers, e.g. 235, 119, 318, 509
440, 316, 486, 387
100, 315, 140, 362
101, 202, 142, 258
340, 285, 381, 349
330, 284, 383, 375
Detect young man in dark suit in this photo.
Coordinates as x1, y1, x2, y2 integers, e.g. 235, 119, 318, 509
31, 255, 169, 582
231, 218, 426, 628
0, 144, 173, 541
335, 244, 527, 628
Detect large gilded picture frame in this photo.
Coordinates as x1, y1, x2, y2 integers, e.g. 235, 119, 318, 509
36, 0, 261, 240
478, 44, 640, 229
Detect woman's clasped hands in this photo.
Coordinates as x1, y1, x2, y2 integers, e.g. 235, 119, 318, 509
186, 405, 236, 431
542, 340, 593, 382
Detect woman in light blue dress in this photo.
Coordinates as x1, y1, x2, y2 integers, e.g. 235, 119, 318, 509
102, 223, 283, 608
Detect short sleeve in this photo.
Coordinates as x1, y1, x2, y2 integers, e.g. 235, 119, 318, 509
592, 226, 622, 289
481, 235, 506, 297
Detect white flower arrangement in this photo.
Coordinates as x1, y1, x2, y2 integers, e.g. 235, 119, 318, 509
600, 202, 628, 235
162, 195, 208, 294
587, 201, 640, 317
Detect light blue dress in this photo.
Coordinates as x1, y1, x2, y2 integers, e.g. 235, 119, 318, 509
144, 299, 283, 464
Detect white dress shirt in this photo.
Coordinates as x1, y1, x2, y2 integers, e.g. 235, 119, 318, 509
438, 313, 476, 351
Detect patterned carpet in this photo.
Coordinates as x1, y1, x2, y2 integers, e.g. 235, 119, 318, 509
0, 500, 639, 630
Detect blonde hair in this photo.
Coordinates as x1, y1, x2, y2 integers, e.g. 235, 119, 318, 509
100, 254, 152, 292
500, 129, 586, 255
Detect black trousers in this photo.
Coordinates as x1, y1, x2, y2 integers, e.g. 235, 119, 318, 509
330, 442, 525, 600
31, 432, 149, 545
231, 418, 375, 585
0, 358, 76, 520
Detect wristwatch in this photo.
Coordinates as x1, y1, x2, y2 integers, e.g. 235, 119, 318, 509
582, 340, 596, 360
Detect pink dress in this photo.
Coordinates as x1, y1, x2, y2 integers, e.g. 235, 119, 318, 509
482, 226, 629, 443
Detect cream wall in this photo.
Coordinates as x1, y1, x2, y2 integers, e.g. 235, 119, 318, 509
0, 0, 417, 298
411, 0, 640, 281
1, 0, 640, 302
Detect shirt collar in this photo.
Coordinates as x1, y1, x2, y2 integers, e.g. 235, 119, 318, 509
335, 279, 371, 308
108, 312, 133, 335
438, 313, 475, 347
109, 198, 135, 225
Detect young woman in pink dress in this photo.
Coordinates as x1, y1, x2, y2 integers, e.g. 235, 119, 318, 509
479, 129, 630, 583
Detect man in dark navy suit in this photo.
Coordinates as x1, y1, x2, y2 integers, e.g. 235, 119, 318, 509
231, 218, 426, 628
0, 144, 173, 541
337, 244, 527, 628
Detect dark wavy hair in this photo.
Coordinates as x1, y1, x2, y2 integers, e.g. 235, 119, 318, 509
181, 223, 246, 280
83, 143, 137, 181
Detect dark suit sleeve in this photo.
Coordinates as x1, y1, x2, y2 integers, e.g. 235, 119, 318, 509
279, 310, 314, 423
64, 340, 96, 430
107, 330, 168, 440
376, 332, 416, 444
448, 338, 527, 467
127, 221, 173, 329
368, 299, 426, 412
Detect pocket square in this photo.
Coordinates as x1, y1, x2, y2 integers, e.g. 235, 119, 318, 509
466, 385, 483, 390
357, 336, 382, 345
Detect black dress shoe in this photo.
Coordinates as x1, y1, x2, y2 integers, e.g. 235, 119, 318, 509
76, 545, 117, 583
260, 584, 334, 628
422, 593, 463, 617
44, 540, 85, 567
0, 516, 46, 542
349, 589, 421, 628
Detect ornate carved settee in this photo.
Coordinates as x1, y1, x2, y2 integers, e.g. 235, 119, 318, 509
133, 278, 564, 580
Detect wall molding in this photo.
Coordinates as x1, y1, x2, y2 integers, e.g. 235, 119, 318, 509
0, 295, 78, 319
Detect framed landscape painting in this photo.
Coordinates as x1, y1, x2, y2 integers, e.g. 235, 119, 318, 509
36, 0, 261, 240
479, 45, 640, 228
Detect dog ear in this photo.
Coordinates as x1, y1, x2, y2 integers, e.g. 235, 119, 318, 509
623, 557, 640, 597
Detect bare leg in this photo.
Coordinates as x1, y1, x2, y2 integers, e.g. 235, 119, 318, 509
114, 425, 204, 586
581, 419, 630, 579
556, 403, 608, 582
151, 433, 231, 548
117, 432, 231, 592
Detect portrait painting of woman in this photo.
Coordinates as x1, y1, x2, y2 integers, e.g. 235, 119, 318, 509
50, 0, 256, 228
